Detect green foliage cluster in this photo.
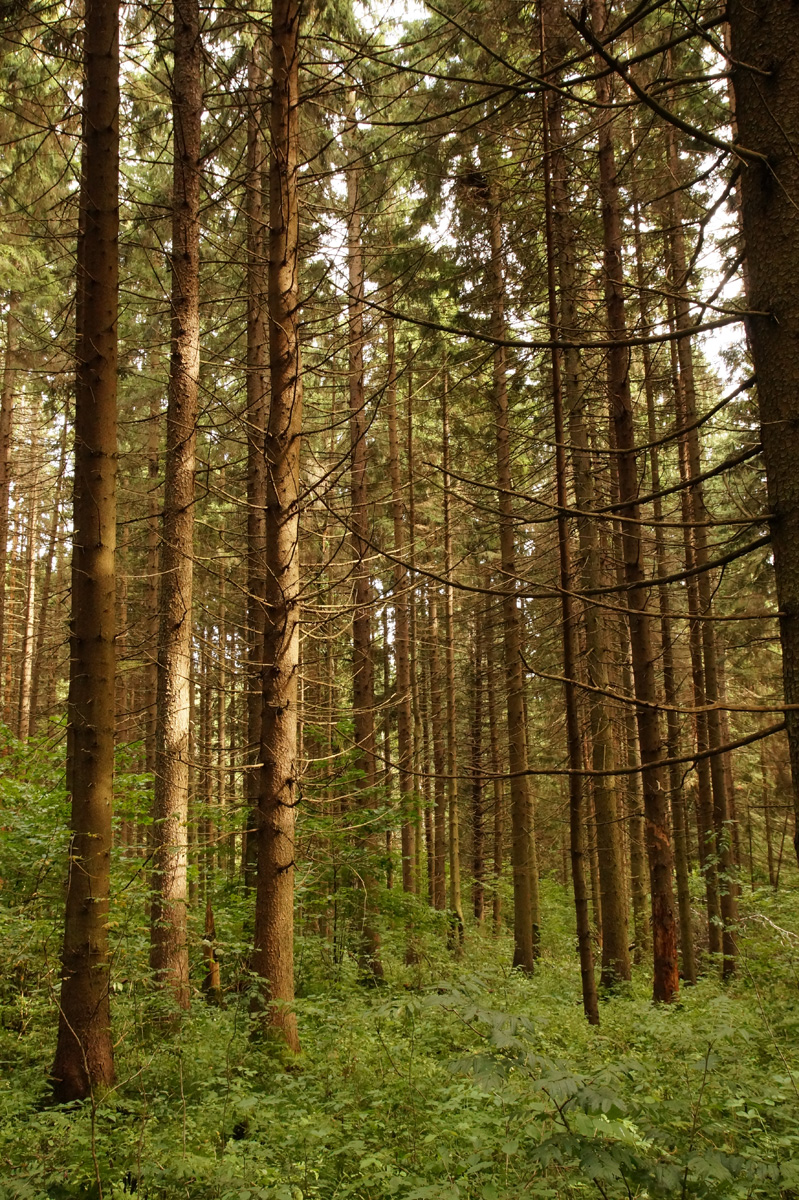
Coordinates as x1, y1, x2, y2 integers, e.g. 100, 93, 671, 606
1, 739, 799, 1199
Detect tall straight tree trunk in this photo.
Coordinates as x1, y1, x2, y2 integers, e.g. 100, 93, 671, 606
144, 392, 160, 776
244, 37, 268, 891
29, 420, 68, 736
0, 292, 18, 678
665, 296, 721, 956
441, 373, 464, 941
589, 0, 677, 1002
664, 139, 738, 975
252, 0, 303, 1050
540, 37, 600, 1019
545, 23, 629, 987
386, 307, 414, 891
52, 0, 119, 1100
345, 129, 382, 979
488, 192, 535, 972
17, 476, 37, 740
631, 188, 697, 985
407, 366, 425, 894
728, 2, 799, 869
429, 587, 447, 911
486, 615, 504, 934
149, 0, 202, 1009
470, 627, 485, 924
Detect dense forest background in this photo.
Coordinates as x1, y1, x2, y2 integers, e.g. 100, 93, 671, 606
2, 0, 799, 1195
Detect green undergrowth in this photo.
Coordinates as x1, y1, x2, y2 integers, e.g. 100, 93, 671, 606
1, 737, 799, 1198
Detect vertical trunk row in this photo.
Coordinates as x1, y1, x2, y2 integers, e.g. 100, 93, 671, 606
52, 0, 119, 1100
0, 293, 18, 679
149, 0, 202, 1008
251, 0, 303, 1050
727, 2, 799, 868
488, 192, 536, 972
441, 373, 464, 940
589, 0, 678, 1003
345, 122, 383, 978
244, 38, 268, 891
386, 309, 415, 892
544, 11, 629, 988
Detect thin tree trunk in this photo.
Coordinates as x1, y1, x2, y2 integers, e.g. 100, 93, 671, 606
471, 625, 485, 924
144, 392, 159, 777
29, 420, 67, 737
345, 128, 383, 980
488, 193, 535, 972
540, 42, 600, 1018
486, 615, 504, 934
429, 588, 447, 911
17, 475, 37, 740
589, 0, 677, 1003
386, 306, 415, 891
546, 34, 629, 987
244, 37, 268, 892
252, 0, 303, 1049
150, 0, 202, 1009
52, 0, 119, 1099
631, 187, 697, 985
441, 372, 464, 943
0, 292, 18, 679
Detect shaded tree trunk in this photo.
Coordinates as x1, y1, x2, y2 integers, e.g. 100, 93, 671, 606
52, 0, 119, 1100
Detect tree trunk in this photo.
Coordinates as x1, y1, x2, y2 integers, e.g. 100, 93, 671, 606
540, 48, 600, 1018
546, 40, 629, 988
345, 128, 382, 980
150, 0, 202, 1009
0, 292, 18, 681
17, 476, 37, 740
441, 372, 464, 943
488, 194, 535, 973
728, 1, 799, 870
52, 0, 119, 1099
589, 0, 678, 1003
252, 0, 303, 1049
28, 420, 68, 737
470, 625, 485, 924
244, 38, 268, 892
386, 307, 415, 891
429, 588, 447, 911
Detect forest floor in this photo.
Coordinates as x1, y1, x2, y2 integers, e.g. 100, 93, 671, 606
3, 856, 799, 1200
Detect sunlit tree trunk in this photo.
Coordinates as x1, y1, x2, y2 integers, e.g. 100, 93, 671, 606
52, 0, 119, 1100
251, 0, 304, 1050
150, 0, 202, 1009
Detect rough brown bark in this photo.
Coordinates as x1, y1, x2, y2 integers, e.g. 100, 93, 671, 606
345, 127, 383, 979
541, 41, 600, 1019
150, 0, 202, 1009
386, 308, 415, 892
52, 0, 119, 1100
589, 0, 678, 1003
488, 195, 535, 972
470, 627, 485, 924
485, 611, 504, 934
251, 0, 303, 1050
631, 187, 697, 986
244, 38, 268, 892
429, 588, 447, 911
0, 292, 18, 681
441, 374, 464, 942
728, 1, 799, 870
546, 39, 629, 988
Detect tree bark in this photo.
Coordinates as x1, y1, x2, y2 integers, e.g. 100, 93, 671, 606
441, 372, 464, 942
728, 1, 799, 869
589, 0, 678, 1003
252, 0, 303, 1049
52, 0, 119, 1100
149, 0, 202, 1009
488, 193, 535, 973
386, 307, 415, 891
244, 38, 268, 892
0, 292, 18, 681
